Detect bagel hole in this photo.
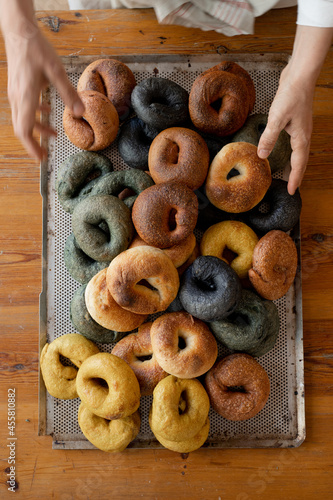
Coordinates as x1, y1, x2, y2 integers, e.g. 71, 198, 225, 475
90, 377, 109, 391
222, 246, 238, 264
210, 97, 223, 113
137, 279, 158, 292
227, 385, 247, 393
178, 390, 188, 415
83, 169, 102, 186
118, 187, 136, 201
151, 96, 169, 106
136, 353, 153, 362
227, 168, 240, 180
169, 142, 180, 164
227, 312, 250, 327
194, 277, 216, 292
59, 354, 77, 369
178, 335, 187, 350
168, 208, 177, 231
258, 201, 270, 214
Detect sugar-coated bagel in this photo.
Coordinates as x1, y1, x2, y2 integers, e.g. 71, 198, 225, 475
76, 352, 140, 419
78, 403, 141, 452
205, 353, 270, 421
106, 246, 180, 315
40, 333, 99, 399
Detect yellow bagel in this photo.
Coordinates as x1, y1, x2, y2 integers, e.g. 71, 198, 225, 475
78, 403, 141, 453
149, 375, 210, 442
76, 353, 140, 419
40, 333, 99, 399
200, 220, 259, 279
152, 418, 210, 453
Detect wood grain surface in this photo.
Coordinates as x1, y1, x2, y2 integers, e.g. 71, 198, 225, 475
0, 7, 332, 500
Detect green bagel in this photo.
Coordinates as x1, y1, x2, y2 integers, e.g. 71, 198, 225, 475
56, 151, 113, 213
90, 169, 154, 209
70, 284, 129, 343
72, 194, 133, 262
64, 233, 109, 284
209, 289, 280, 357
232, 114, 292, 173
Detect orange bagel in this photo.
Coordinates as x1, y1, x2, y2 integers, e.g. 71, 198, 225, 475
150, 312, 218, 379
63, 90, 119, 151
148, 127, 210, 190
205, 142, 271, 213
249, 230, 298, 300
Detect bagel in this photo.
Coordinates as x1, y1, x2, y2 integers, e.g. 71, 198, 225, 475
249, 230, 298, 300
40, 333, 99, 399
205, 353, 270, 421
200, 220, 258, 279
63, 90, 119, 151
106, 246, 180, 315
205, 142, 271, 213
150, 312, 218, 378
76, 352, 141, 420
152, 417, 210, 453
132, 181, 198, 249
77, 58, 136, 120
78, 404, 141, 453
85, 268, 148, 332
148, 127, 210, 190
111, 322, 168, 396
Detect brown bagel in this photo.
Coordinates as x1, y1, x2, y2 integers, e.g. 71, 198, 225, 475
249, 230, 298, 300
111, 322, 168, 396
150, 312, 218, 379
148, 127, 210, 190
189, 62, 255, 137
205, 353, 270, 421
205, 142, 271, 213
77, 58, 136, 120
106, 246, 180, 315
132, 181, 198, 249
63, 90, 119, 151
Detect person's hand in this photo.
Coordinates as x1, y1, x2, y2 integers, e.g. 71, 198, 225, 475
257, 64, 314, 195
5, 26, 84, 160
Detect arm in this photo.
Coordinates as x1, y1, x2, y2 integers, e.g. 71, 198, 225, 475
258, 24, 333, 194
0, 0, 84, 160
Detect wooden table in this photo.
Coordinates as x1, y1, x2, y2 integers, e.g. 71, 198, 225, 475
0, 7, 332, 499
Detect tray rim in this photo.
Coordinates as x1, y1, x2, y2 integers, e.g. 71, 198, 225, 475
38, 51, 305, 450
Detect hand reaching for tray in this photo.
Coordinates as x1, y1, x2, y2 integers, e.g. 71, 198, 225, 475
258, 25, 333, 195
0, 0, 84, 160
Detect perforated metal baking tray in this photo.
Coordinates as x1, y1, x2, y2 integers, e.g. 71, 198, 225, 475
39, 53, 305, 450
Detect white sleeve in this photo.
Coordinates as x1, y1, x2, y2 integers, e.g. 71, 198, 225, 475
297, 0, 333, 27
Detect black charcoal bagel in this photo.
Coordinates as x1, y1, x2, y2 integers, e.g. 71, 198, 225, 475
56, 151, 113, 213
72, 194, 133, 262
232, 114, 292, 173
90, 169, 154, 209
118, 116, 160, 169
245, 179, 302, 233
209, 289, 280, 357
131, 77, 189, 129
64, 233, 109, 284
179, 256, 242, 322
70, 284, 129, 343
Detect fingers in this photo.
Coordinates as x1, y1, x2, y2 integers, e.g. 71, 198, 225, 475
287, 138, 310, 195
44, 55, 85, 117
258, 115, 287, 160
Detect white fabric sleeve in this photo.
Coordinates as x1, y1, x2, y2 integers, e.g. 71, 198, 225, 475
297, 0, 333, 27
